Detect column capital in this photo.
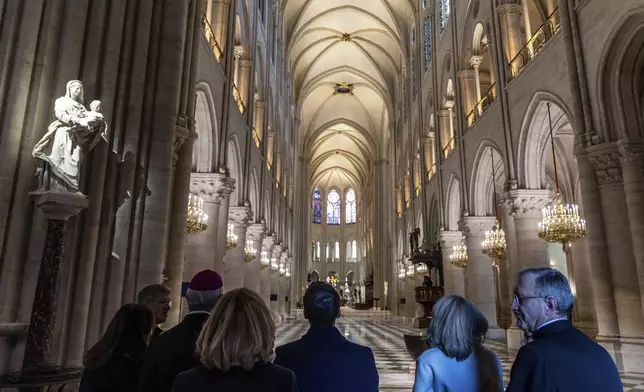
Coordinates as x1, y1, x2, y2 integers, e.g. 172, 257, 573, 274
617, 140, 644, 166
458, 216, 497, 237
30, 191, 89, 221
262, 235, 276, 250
254, 99, 265, 109
234, 45, 244, 58
247, 223, 267, 241
437, 230, 463, 248
172, 124, 193, 168
189, 173, 235, 203
499, 189, 552, 217
587, 146, 623, 186
444, 100, 455, 110
229, 206, 252, 228
239, 58, 252, 69
469, 55, 483, 68
498, 3, 522, 15
273, 244, 283, 255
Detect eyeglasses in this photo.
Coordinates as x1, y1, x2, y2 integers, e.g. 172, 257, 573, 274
512, 294, 545, 305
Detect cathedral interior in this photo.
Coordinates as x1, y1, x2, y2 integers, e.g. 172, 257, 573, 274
1, 0, 644, 389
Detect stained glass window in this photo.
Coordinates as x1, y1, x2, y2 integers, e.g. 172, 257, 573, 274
424, 19, 432, 71
346, 188, 356, 224
346, 241, 351, 259
326, 243, 330, 260
352, 240, 357, 259
316, 242, 320, 259
440, 0, 450, 33
334, 242, 340, 260
326, 190, 341, 225
312, 188, 322, 224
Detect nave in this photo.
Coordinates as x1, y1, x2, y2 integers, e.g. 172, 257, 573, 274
276, 309, 644, 392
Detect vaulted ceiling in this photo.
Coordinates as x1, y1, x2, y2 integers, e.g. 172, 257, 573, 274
283, 0, 414, 191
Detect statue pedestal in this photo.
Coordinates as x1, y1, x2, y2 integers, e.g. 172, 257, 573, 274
22, 191, 87, 370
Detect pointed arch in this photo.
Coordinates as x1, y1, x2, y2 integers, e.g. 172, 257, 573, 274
249, 167, 259, 220
326, 188, 341, 225
445, 174, 461, 231
193, 83, 219, 172
469, 140, 506, 216
312, 187, 322, 224
226, 136, 243, 206
345, 187, 356, 224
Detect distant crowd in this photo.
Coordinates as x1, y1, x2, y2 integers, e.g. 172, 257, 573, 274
78, 267, 623, 392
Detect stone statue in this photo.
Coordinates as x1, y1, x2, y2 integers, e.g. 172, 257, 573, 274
33, 80, 107, 193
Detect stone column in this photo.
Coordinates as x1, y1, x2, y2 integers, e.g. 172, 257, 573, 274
260, 236, 275, 307
521, 0, 534, 56
445, 104, 455, 154
589, 150, 644, 352
470, 55, 484, 113
458, 70, 477, 118
438, 230, 465, 296
22, 192, 88, 371
270, 244, 282, 319
216, 177, 235, 272
186, 173, 226, 279
224, 206, 252, 291
459, 216, 504, 340
212, 0, 230, 52
254, 100, 265, 147
238, 58, 252, 110
164, 131, 195, 327
245, 223, 266, 293
498, 3, 524, 72
501, 189, 551, 269
278, 251, 289, 317
233, 47, 243, 87
619, 143, 644, 318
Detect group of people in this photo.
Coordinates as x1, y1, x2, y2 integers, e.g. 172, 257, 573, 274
77, 267, 623, 392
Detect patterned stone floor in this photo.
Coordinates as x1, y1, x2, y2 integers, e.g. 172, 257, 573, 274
275, 308, 644, 391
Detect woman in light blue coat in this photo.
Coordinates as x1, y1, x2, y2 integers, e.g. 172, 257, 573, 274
413, 295, 503, 392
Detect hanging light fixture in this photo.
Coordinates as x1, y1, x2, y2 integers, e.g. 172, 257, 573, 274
270, 257, 279, 271
481, 148, 507, 261
244, 241, 257, 262
186, 194, 208, 235
260, 251, 270, 267
449, 240, 468, 269
537, 103, 587, 245
226, 223, 238, 249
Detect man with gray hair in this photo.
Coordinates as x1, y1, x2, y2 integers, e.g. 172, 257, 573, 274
138, 270, 224, 392
506, 268, 622, 391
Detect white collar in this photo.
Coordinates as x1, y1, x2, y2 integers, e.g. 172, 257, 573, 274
187, 310, 211, 316
537, 317, 568, 330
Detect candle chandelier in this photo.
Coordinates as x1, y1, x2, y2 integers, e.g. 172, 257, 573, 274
449, 240, 468, 269
260, 251, 270, 267
244, 241, 257, 262
270, 257, 279, 271
186, 194, 208, 235
481, 148, 507, 261
537, 103, 587, 245
226, 223, 238, 249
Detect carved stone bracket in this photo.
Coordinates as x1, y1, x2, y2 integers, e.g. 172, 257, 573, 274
173, 123, 192, 168
229, 206, 252, 228
458, 216, 497, 237
262, 235, 276, 251
190, 173, 223, 203
499, 189, 552, 217
617, 140, 644, 166
247, 223, 266, 242
588, 146, 623, 186
437, 230, 463, 249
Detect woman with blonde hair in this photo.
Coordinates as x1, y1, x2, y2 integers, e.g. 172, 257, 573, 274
170, 288, 298, 392
413, 295, 503, 392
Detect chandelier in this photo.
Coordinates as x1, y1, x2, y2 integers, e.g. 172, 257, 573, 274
186, 194, 208, 235
226, 223, 238, 249
537, 103, 587, 245
405, 264, 415, 277
270, 257, 279, 271
398, 265, 406, 279
260, 251, 270, 267
279, 264, 286, 276
481, 148, 507, 261
416, 264, 428, 275
449, 240, 468, 269
482, 221, 507, 261
285, 268, 291, 278
244, 241, 257, 262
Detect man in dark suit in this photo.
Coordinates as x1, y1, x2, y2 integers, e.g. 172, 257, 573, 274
137, 270, 224, 392
506, 268, 622, 392
137, 284, 171, 339
274, 282, 379, 392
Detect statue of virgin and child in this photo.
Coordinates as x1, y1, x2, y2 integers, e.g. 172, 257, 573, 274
32, 80, 149, 204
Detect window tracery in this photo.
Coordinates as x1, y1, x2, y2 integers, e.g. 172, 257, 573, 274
326, 190, 341, 225
346, 188, 356, 224
312, 188, 322, 224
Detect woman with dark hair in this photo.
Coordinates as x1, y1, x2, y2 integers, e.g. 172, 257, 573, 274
79, 304, 155, 392
413, 295, 503, 392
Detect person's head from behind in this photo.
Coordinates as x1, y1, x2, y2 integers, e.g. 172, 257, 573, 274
186, 269, 224, 312
83, 304, 154, 368
303, 282, 340, 327
511, 268, 573, 334
197, 288, 275, 371
137, 284, 171, 325
427, 295, 488, 362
